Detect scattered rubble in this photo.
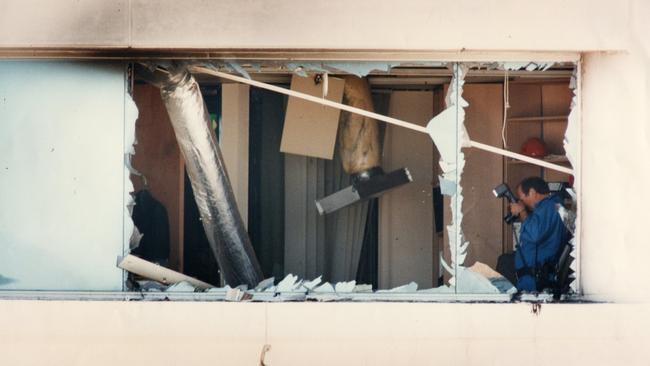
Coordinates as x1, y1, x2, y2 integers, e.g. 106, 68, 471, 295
126, 269, 515, 302
121, 255, 514, 301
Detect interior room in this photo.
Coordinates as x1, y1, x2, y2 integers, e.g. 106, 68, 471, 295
126, 61, 576, 297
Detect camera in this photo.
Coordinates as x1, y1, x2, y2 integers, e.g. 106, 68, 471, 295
492, 183, 519, 225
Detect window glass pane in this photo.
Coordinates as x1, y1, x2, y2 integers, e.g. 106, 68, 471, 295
0, 61, 128, 291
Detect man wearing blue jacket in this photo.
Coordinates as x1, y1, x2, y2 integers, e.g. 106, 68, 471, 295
509, 177, 569, 292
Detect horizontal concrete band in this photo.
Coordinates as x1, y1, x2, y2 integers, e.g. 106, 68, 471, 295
0, 0, 629, 51
0, 301, 648, 365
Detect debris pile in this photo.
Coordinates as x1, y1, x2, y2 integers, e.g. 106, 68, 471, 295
127, 268, 514, 302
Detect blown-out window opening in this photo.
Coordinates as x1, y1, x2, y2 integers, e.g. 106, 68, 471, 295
0, 58, 580, 302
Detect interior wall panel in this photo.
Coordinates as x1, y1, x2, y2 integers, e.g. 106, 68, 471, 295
379, 91, 434, 289
460, 84, 504, 269
541, 83, 573, 182
132, 84, 184, 272
221, 83, 250, 228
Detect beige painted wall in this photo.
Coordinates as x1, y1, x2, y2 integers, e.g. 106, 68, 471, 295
1, 300, 650, 365
581, 49, 650, 302
0, 0, 631, 51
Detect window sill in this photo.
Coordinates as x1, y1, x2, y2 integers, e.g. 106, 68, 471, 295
0, 291, 588, 303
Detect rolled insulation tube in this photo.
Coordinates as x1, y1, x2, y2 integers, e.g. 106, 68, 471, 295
337, 76, 382, 175
158, 67, 263, 287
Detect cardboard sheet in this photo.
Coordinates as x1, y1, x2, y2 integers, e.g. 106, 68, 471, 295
280, 74, 345, 159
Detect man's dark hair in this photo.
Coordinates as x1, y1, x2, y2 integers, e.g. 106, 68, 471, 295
519, 176, 550, 195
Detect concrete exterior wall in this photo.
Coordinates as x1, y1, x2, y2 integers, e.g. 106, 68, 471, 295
581, 50, 650, 302
0, 301, 649, 366
0, 0, 632, 51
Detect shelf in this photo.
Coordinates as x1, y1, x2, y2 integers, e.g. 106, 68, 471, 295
506, 115, 568, 122
507, 155, 570, 166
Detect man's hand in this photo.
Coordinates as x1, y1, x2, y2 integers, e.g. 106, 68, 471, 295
510, 202, 528, 221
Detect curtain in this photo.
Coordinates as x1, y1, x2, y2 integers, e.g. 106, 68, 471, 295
323, 149, 369, 283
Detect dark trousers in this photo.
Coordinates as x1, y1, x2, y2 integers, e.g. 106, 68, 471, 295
496, 252, 517, 285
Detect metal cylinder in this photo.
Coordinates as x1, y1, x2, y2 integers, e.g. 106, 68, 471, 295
157, 67, 263, 288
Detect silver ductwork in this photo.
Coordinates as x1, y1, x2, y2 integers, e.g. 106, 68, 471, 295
144, 64, 263, 287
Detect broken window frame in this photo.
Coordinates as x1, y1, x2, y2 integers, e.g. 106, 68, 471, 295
0, 54, 582, 302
